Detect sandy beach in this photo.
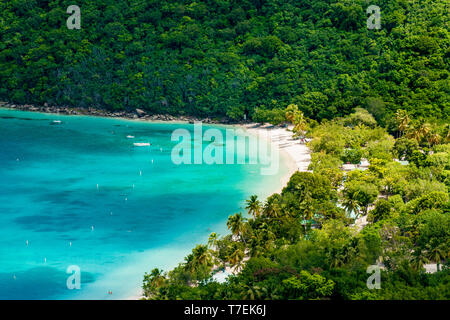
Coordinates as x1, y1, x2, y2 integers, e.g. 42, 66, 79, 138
2, 105, 312, 299
241, 123, 311, 194
203, 123, 313, 287
129, 123, 312, 300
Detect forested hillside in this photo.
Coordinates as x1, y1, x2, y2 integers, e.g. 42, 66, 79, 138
142, 108, 450, 300
0, 0, 448, 122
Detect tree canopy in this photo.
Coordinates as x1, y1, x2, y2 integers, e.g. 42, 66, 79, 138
142, 108, 450, 300
0, 0, 448, 122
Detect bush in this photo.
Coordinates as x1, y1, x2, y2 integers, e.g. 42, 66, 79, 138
406, 191, 449, 215
341, 148, 363, 164
393, 138, 420, 160
368, 199, 392, 223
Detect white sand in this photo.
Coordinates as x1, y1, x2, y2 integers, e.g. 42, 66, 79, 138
133, 123, 312, 299
241, 123, 311, 194
209, 124, 313, 282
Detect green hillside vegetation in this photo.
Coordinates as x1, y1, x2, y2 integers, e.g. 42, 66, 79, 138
0, 0, 449, 122
1, 0, 448, 300
142, 108, 450, 300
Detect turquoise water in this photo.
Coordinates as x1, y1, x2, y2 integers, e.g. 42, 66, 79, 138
0, 108, 289, 299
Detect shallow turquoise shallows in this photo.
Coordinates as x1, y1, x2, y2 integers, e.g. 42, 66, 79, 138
0, 108, 290, 299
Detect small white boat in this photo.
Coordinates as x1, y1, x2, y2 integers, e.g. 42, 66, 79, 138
133, 142, 151, 147
126, 135, 135, 139
51, 120, 62, 125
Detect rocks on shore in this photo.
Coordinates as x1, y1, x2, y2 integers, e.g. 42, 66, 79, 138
0, 102, 237, 124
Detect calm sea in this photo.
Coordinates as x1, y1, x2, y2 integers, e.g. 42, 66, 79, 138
0, 108, 290, 299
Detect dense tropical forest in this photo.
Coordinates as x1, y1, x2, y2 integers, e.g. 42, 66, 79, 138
0, 0, 448, 300
142, 107, 449, 300
0, 0, 449, 122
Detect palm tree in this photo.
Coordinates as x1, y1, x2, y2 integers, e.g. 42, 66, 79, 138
406, 123, 421, 142
285, 104, 299, 124
302, 203, 315, 221
415, 120, 431, 145
427, 132, 441, 147
411, 249, 429, 272
192, 245, 212, 268
406, 120, 431, 144
143, 268, 166, 297
342, 197, 360, 218
227, 213, 246, 239
329, 249, 346, 268
149, 268, 165, 287
242, 284, 267, 300
427, 244, 447, 272
245, 195, 262, 218
293, 112, 307, 139
207, 232, 219, 249
395, 109, 410, 137
227, 242, 245, 270
229, 249, 244, 270
263, 195, 281, 219
419, 121, 431, 139
249, 241, 264, 258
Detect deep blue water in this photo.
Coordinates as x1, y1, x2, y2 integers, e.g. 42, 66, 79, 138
0, 108, 289, 299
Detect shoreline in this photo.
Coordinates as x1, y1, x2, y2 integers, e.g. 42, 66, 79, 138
239, 123, 311, 194
125, 125, 310, 300
206, 124, 312, 288
127, 125, 311, 300
0, 102, 236, 124
1, 103, 311, 300
1, 104, 310, 194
